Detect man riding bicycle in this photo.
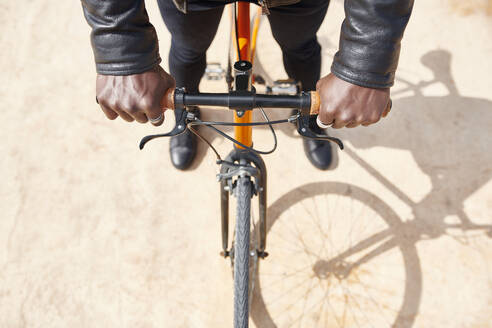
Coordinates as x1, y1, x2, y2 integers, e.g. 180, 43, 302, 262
81, 0, 414, 170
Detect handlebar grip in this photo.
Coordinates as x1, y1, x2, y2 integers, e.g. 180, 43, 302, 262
161, 88, 175, 110
309, 91, 320, 115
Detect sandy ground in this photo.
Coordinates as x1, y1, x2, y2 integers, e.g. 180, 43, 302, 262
1, 0, 492, 327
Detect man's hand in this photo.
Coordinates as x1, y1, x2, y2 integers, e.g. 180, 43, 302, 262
316, 74, 391, 129
96, 66, 175, 126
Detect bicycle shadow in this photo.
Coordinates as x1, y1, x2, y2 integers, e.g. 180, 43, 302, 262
249, 50, 492, 327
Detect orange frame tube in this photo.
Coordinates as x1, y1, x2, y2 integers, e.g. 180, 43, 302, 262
233, 2, 253, 148
250, 6, 262, 67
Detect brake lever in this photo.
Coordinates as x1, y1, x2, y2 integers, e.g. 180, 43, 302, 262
139, 109, 190, 150
139, 108, 344, 150
296, 113, 344, 150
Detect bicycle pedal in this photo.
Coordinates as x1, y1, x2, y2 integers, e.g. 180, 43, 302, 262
220, 250, 230, 258
266, 79, 301, 95
205, 62, 225, 81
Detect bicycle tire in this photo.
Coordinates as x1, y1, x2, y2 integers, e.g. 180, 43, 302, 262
233, 176, 252, 328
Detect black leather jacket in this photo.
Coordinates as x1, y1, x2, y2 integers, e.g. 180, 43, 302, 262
81, 0, 414, 88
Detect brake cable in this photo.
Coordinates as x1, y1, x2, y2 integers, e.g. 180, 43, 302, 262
139, 106, 344, 164
188, 107, 292, 164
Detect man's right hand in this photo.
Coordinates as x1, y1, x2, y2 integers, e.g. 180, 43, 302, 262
96, 65, 175, 126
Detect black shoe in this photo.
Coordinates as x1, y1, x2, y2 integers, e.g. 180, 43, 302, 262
169, 107, 199, 170
302, 116, 333, 170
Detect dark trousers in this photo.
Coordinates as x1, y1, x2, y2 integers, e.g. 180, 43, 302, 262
157, 0, 329, 110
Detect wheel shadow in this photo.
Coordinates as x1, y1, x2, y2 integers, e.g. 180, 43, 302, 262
249, 49, 492, 327
250, 182, 422, 327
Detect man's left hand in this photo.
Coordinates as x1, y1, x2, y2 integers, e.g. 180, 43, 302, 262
316, 74, 391, 129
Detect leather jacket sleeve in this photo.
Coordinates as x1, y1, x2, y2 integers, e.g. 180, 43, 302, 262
331, 0, 415, 88
81, 0, 161, 75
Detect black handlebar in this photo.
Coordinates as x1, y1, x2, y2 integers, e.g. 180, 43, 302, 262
139, 88, 343, 151
173, 88, 313, 113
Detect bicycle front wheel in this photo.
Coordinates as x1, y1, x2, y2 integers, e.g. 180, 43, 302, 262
233, 176, 253, 328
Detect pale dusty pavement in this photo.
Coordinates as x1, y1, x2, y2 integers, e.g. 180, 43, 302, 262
1, 1, 492, 327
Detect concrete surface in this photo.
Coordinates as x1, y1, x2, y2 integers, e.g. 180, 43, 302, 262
1, 0, 491, 327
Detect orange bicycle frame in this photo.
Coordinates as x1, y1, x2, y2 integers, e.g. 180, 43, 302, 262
232, 3, 262, 148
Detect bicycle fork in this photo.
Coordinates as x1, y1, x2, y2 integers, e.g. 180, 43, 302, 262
218, 148, 269, 259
